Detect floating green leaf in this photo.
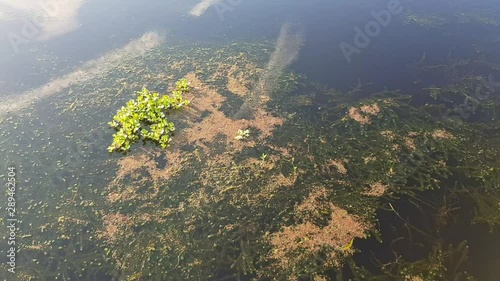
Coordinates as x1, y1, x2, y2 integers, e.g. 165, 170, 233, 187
108, 79, 190, 153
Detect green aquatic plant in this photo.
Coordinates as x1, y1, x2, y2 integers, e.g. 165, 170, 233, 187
175, 77, 190, 92
108, 79, 190, 153
235, 129, 250, 140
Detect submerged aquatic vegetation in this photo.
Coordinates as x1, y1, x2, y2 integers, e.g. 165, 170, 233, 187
108, 79, 190, 153
404, 0, 500, 29
84, 43, 500, 280
4, 37, 500, 281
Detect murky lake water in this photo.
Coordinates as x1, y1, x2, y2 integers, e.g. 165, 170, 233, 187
1, 0, 500, 280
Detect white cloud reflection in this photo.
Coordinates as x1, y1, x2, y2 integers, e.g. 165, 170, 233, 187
189, 0, 223, 17
0, 31, 165, 119
0, 0, 84, 40
234, 23, 305, 118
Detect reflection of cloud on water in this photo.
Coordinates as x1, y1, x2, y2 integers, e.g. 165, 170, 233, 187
0, 9, 15, 21
257, 23, 305, 96
235, 23, 305, 118
0, 0, 84, 40
189, 0, 223, 17
0, 31, 165, 119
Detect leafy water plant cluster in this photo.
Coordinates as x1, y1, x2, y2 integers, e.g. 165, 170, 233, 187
235, 129, 250, 140
108, 79, 190, 153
